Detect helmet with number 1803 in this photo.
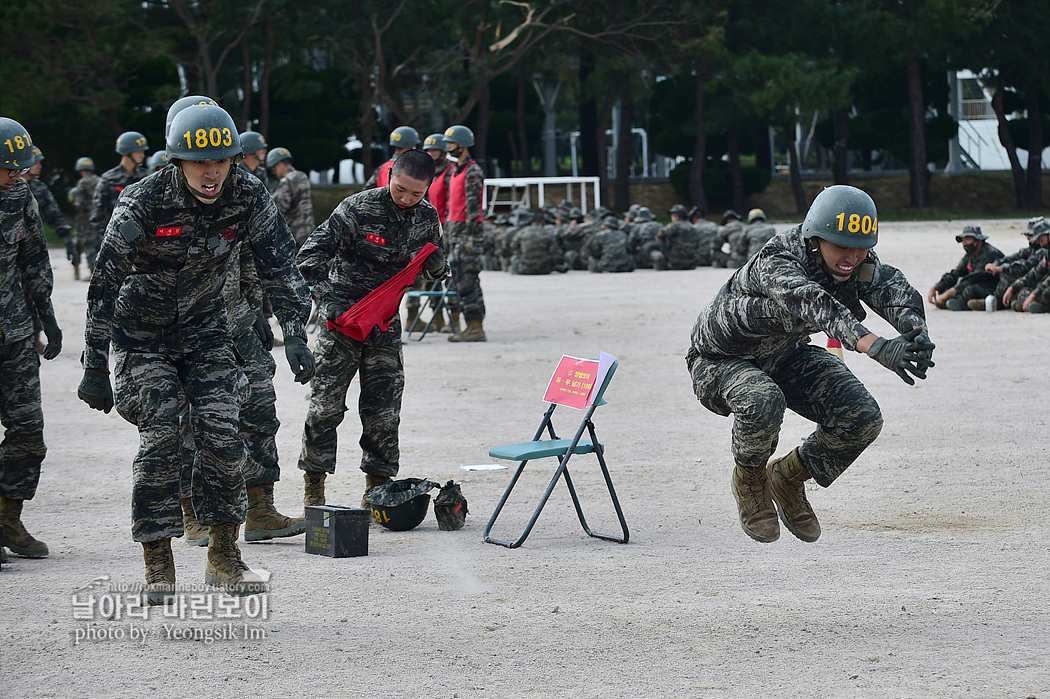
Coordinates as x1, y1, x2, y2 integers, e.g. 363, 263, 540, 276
801, 185, 879, 249
166, 104, 242, 162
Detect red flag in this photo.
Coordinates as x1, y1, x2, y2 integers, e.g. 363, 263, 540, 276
326, 242, 440, 341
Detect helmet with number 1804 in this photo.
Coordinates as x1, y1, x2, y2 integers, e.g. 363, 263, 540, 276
801, 185, 879, 249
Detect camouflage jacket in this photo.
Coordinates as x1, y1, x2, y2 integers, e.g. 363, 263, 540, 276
694, 219, 719, 263
690, 225, 926, 360
510, 225, 565, 274
586, 227, 634, 273
222, 243, 263, 339
0, 180, 56, 345
27, 178, 70, 235
999, 243, 1042, 277
744, 222, 777, 258
628, 221, 663, 254
83, 167, 310, 370
74, 172, 101, 233
296, 186, 445, 319
718, 220, 748, 266
1013, 248, 1050, 297
659, 221, 702, 269
238, 162, 270, 192
933, 242, 1004, 293
90, 163, 149, 242
272, 168, 315, 247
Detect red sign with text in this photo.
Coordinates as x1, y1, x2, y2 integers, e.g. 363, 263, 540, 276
543, 356, 600, 410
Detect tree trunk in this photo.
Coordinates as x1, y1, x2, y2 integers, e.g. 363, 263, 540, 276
833, 106, 849, 184
906, 56, 930, 207
516, 65, 532, 176
241, 40, 253, 128
614, 77, 632, 212
726, 127, 744, 213
786, 126, 807, 214
259, 5, 273, 136
688, 72, 708, 211
991, 80, 1027, 208
1024, 83, 1043, 209
476, 78, 491, 175
578, 51, 599, 178
596, 86, 615, 210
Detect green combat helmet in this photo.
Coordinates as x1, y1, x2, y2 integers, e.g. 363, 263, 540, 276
0, 117, 35, 169
265, 147, 293, 169
389, 126, 420, 149
669, 204, 689, 218
166, 104, 241, 161
364, 478, 440, 531
239, 130, 267, 155
443, 124, 475, 147
31, 146, 44, 163
801, 185, 879, 249
748, 208, 766, 223
116, 131, 148, 156
433, 481, 468, 531
148, 151, 169, 171
75, 157, 95, 172
423, 133, 447, 152
164, 95, 217, 139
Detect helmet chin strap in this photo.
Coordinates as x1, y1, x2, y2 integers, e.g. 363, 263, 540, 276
809, 238, 851, 282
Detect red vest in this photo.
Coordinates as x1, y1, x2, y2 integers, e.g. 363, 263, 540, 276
447, 160, 483, 223
376, 160, 393, 188
428, 164, 449, 224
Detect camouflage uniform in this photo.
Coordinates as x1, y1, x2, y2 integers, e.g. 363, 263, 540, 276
628, 220, 663, 269
443, 160, 486, 320
87, 163, 149, 271
84, 167, 310, 542
712, 219, 747, 268
271, 167, 315, 249
27, 178, 71, 238
693, 218, 719, 266
586, 223, 635, 273
0, 180, 54, 501
558, 221, 588, 270
744, 221, 777, 260
994, 241, 1044, 302
296, 187, 445, 479
932, 242, 1004, 304
1009, 248, 1050, 307
74, 171, 101, 261
655, 220, 702, 270
686, 225, 927, 487
509, 225, 567, 275
239, 162, 270, 193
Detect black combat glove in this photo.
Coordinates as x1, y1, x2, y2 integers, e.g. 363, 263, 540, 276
866, 328, 936, 385
284, 336, 315, 384
78, 368, 114, 413
63, 233, 76, 263
423, 251, 449, 280
40, 315, 62, 360
253, 312, 274, 351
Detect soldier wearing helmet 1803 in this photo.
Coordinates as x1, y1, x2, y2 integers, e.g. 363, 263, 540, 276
364, 126, 420, 191
267, 147, 315, 250
927, 226, 1004, 311
0, 117, 63, 562
77, 103, 314, 602
686, 185, 935, 545
72, 157, 100, 280
238, 130, 269, 190
86, 130, 150, 277
442, 124, 487, 341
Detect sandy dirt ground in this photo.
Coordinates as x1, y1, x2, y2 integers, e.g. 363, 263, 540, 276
2, 219, 1048, 698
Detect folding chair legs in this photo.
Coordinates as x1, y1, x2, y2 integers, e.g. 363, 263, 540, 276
483, 420, 629, 548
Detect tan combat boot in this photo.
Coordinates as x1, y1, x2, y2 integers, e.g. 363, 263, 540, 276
0, 496, 49, 557
443, 310, 461, 334
430, 311, 448, 333
448, 318, 486, 342
142, 539, 175, 606
362, 474, 392, 509
731, 464, 779, 543
245, 483, 306, 542
767, 448, 821, 542
205, 523, 269, 596
181, 498, 208, 547
303, 471, 326, 513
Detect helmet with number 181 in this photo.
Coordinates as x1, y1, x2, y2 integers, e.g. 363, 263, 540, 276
802, 185, 879, 249
0, 117, 35, 169
166, 104, 242, 162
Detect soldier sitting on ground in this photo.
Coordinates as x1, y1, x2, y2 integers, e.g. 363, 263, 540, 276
653, 204, 702, 271
743, 208, 777, 260
627, 206, 663, 269
712, 209, 747, 268
1003, 224, 1050, 313
986, 216, 1049, 310
587, 215, 635, 273
509, 210, 568, 275
927, 226, 1004, 311
689, 205, 719, 266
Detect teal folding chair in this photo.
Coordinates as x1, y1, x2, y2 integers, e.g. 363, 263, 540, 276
405, 279, 457, 340
483, 359, 629, 548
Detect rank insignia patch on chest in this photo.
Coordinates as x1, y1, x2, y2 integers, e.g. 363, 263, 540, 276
155, 226, 183, 237
114, 186, 125, 193
366, 233, 387, 246
221, 227, 237, 241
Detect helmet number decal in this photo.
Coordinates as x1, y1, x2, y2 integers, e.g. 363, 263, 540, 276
182, 127, 234, 150
4, 133, 30, 152
835, 212, 877, 236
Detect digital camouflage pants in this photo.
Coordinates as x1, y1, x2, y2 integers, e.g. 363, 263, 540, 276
298, 319, 403, 478
688, 343, 884, 487
114, 339, 247, 542
0, 337, 45, 500
445, 221, 486, 321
